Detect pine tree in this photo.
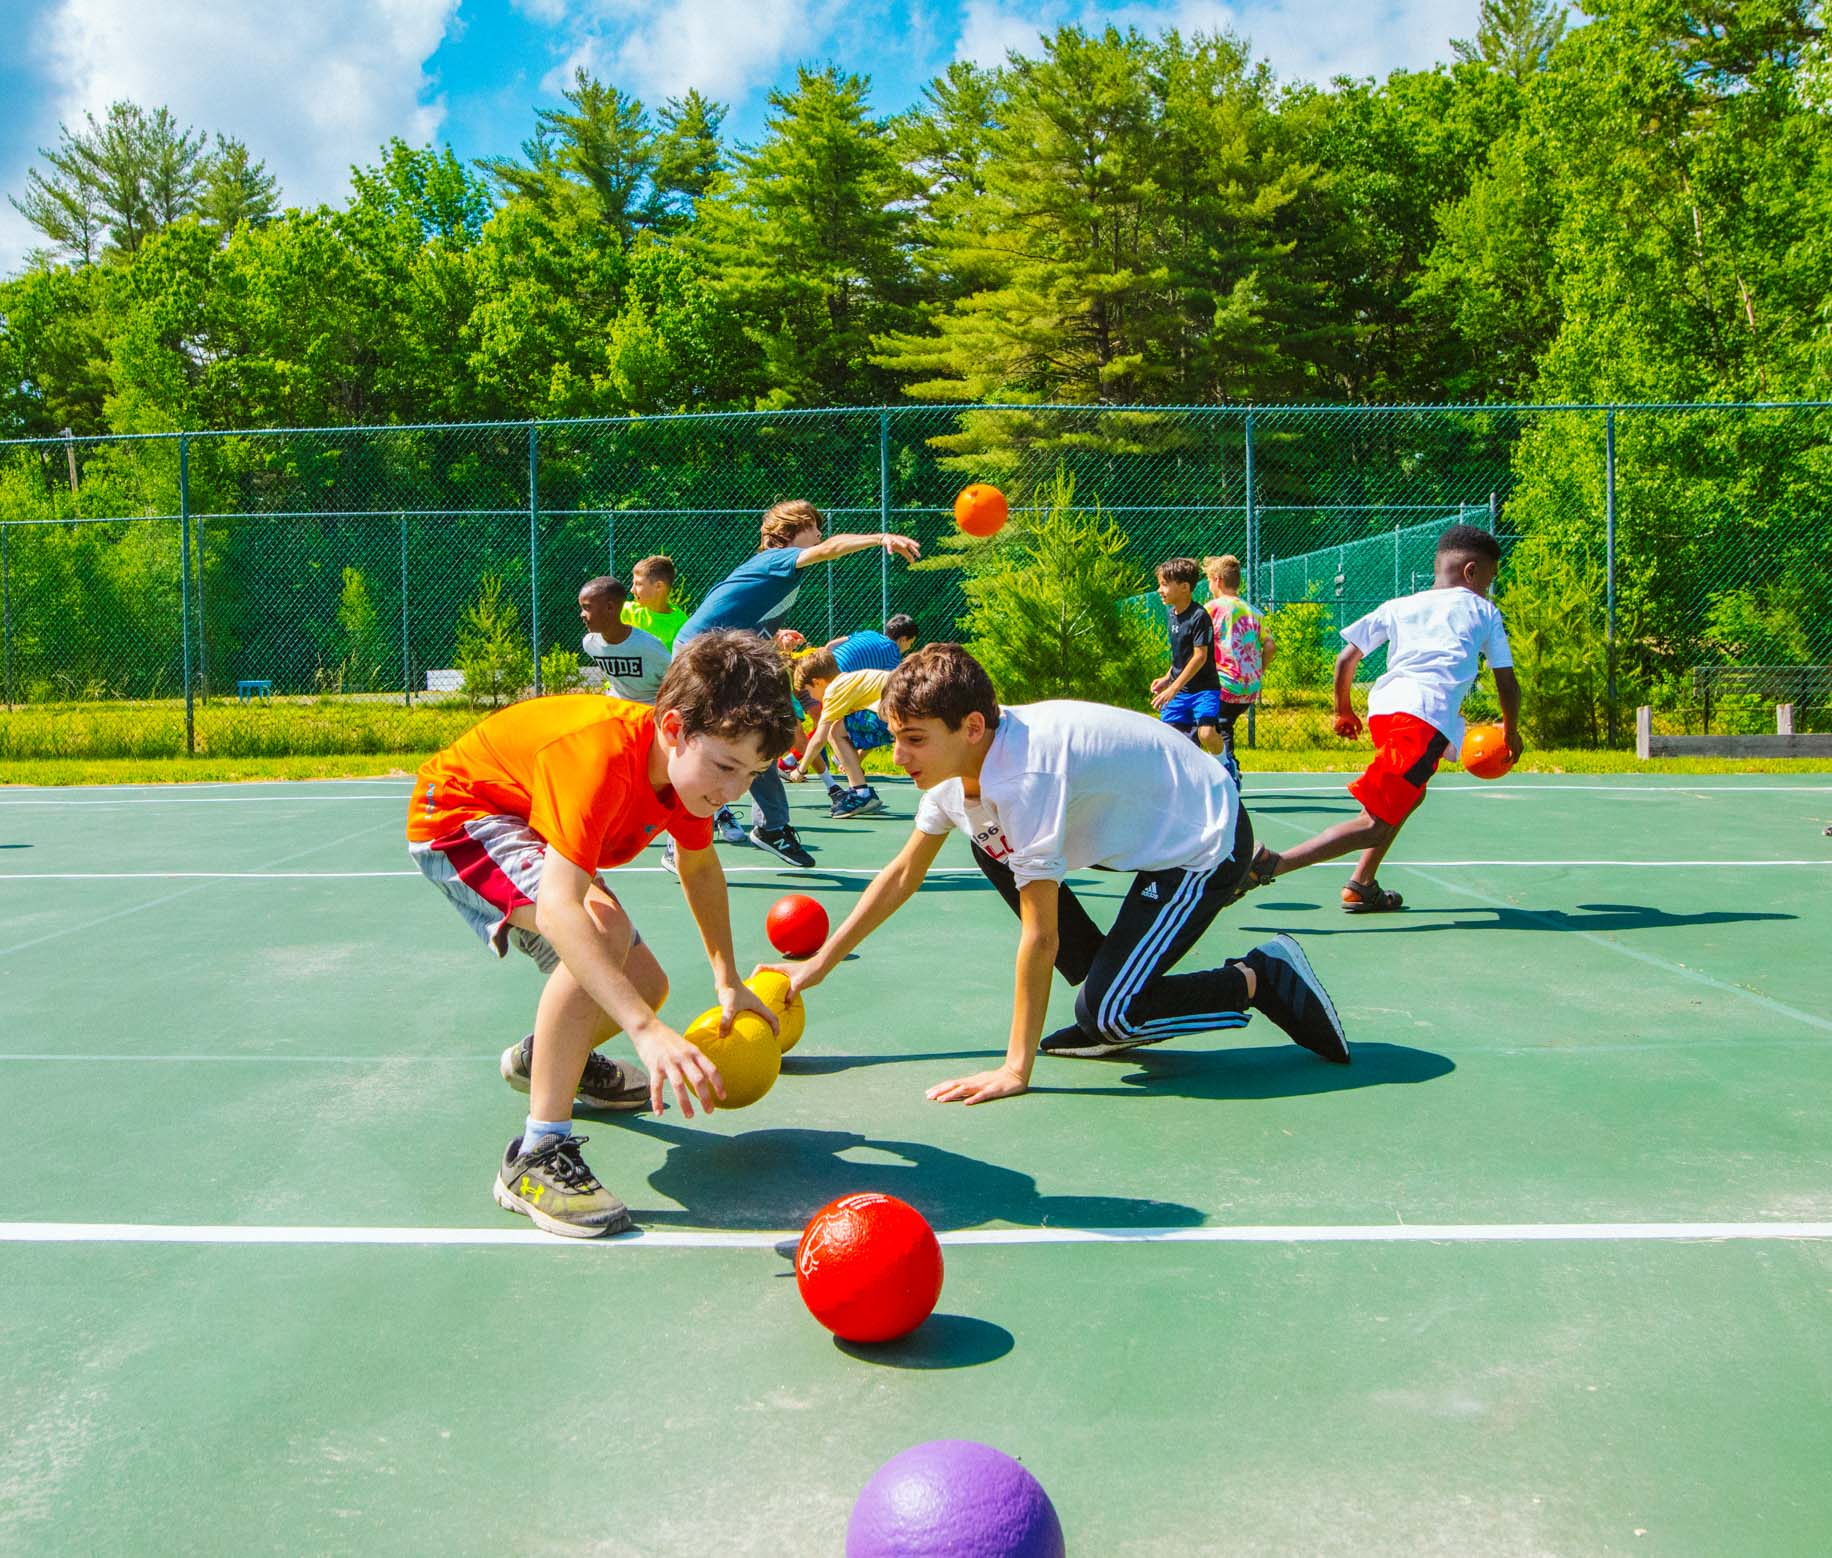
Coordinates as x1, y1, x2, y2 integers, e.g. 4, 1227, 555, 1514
198, 136, 280, 237
1452, 0, 1569, 80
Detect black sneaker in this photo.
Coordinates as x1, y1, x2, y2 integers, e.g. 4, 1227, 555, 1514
501, 1035, 651, 1111
849, 786, 885, 816
748, 823, 815, 867
493, 1135, 631, 1238
829, 788, 873, 818
1245, 934, 1350, 1064
1038, 1023, 1169, 1059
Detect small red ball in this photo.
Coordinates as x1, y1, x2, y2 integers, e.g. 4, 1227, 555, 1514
796, 1193, 944, 1344
766, 894, 829, 959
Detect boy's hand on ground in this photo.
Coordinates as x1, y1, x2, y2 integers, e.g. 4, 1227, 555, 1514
885, 533, 922, 561
718, 981, 781, 1039
1333, 711, 1363, 740
925, 1065, 1028, 1106
630, 1024, 725, 1117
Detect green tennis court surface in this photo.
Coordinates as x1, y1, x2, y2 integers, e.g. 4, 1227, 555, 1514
3, 774, 1830, 1554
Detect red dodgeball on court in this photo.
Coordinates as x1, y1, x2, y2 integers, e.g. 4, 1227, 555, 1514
953, 483, 1008, 538
766, 893, 829, 958
796, 1193, 944, 1344
1461, 722, 1513, 780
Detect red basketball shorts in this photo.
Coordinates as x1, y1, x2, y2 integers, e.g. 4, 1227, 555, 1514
1347, 712, 1450, 826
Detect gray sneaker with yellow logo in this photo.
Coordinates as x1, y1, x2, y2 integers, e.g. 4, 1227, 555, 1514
493, 1135, 631, 1238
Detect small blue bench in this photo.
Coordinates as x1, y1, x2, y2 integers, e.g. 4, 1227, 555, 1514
236, 679, 274, 704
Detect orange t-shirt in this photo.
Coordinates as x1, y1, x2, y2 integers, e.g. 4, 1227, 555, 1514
406, 696, 714, 869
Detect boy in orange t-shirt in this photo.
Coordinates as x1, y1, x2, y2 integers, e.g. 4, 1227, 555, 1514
407, 631, 799, 1237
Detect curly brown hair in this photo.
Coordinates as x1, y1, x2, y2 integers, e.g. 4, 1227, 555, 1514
655, 631, 799, 757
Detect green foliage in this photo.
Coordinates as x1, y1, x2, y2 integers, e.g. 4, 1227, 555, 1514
957, 469, 1163, 707
454, 574, 533, 708
1260, 599, 1335, 696
540, 643, 587, 694
0, 698, 478, 760
1495, 533, 1612, 746
333, 567, 384, 694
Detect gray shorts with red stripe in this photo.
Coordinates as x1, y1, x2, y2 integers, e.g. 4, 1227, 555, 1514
409, 815, 643, 974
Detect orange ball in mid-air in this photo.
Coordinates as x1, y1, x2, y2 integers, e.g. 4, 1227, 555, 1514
953, 484, 1008, 538
1460, 722, 1513, 780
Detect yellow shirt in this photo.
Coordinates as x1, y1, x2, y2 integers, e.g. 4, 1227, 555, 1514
819, 669, 892, 722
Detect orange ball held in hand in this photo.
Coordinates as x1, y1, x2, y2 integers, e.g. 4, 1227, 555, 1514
766, 893, 828, 959
796, 1193, 944, 1343
1461, 722, 1513, 780
953, 483, 1008, 538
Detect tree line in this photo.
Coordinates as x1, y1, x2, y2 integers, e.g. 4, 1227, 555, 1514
4, 0, 1828, 441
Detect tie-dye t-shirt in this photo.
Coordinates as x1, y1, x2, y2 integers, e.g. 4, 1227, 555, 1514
1206, 596, 1267, 703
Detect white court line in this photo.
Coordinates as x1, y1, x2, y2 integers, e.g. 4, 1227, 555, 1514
4, 860, 1830, 884
1, 1219, 1827, 1248
5, 784, 1831, 807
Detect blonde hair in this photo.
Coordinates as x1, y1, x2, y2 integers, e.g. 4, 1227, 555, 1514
761, 499, 824, 550
1204, 554, 1242, 592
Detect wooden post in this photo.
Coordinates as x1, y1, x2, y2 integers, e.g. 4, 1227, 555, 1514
1777, 703, 1796, 736
1635, 704, 1651, 760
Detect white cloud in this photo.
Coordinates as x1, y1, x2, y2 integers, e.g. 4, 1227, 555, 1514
3, 0, 459, 271
953, 0, 1468, 84
544, 0, 853, 104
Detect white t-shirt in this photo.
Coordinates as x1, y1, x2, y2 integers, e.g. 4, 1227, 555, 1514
581, 628, 672, 704
913, 701, 1241, 888
1342, 587, 1513, 748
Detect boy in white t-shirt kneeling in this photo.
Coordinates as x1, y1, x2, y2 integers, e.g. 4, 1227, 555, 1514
1250, 524, 1522, 911
763, 644, 1348, 1105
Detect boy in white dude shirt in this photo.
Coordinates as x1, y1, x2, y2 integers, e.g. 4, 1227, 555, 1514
579, 575, 672, 703
767, 644, 1349, 1104
1249, 524, 1521, 911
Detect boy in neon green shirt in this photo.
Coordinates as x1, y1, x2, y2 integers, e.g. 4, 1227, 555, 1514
620, 556, 690, 648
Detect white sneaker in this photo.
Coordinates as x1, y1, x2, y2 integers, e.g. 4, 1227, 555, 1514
714, 806, 749, 845
660, 836, 678, 876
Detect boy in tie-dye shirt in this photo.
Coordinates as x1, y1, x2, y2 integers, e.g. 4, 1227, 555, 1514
1203, 555, 1275, 789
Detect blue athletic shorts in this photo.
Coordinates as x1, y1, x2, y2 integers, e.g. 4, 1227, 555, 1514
1161, 688, 1222, 729
843, 709, 894, 752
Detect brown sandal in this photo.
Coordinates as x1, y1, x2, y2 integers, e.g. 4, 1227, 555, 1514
1340, 878, 1404, 913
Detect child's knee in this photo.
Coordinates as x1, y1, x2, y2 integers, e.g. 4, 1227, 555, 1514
1073, 985, 1130, 1042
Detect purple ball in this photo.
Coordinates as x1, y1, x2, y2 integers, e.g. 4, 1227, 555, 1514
846, 1439, 1065, 1558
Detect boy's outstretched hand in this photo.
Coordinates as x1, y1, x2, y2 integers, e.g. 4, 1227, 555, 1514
630, 1023, 726, 1117
926, 1065, 1028, 1106
755, 961, 822, 999
885, 533, 922, 562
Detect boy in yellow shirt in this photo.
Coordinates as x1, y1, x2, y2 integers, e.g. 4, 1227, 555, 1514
790, 648, 893, 817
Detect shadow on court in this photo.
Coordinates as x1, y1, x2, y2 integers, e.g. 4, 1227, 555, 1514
833, 1315, 1016, 1369
1239, 902, 1796, 936
1029, 1040, 1454, 1102
724, 873, 994, 896
622, 1121, 1204, 1232
782, 1050, 996, 1075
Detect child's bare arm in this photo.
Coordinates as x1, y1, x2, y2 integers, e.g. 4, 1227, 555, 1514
1494, 666, 1523, 758
672, 844, 779, 1038
533, 852, 723, 1113
1332, 644, 1365, 736
927, 878, 1056, 1105
1152, 645, 1211, 709
796, 532, 922, 568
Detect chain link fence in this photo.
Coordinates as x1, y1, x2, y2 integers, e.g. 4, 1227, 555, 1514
2, 404, 1828, 751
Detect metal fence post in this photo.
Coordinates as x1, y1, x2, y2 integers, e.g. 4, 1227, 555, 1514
878, 410, 891, 628
1, 522, 11, 711
399, 512, 412, 707
179, 433, 195, 755
193, 517, 209, 699
528, 423, 542, 696
1244, 410, 1257, 750
1605, 409, 1617, 745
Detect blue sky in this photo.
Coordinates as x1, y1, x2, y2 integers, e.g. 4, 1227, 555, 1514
1, 0, 1475, 276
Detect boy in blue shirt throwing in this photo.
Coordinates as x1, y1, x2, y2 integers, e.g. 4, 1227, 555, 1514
1150, 556, 1223, 754
674, 499, 920, 866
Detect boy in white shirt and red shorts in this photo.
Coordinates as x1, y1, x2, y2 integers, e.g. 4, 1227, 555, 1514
763, 643, 1350, 1102
1249, 524, 1522, 912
